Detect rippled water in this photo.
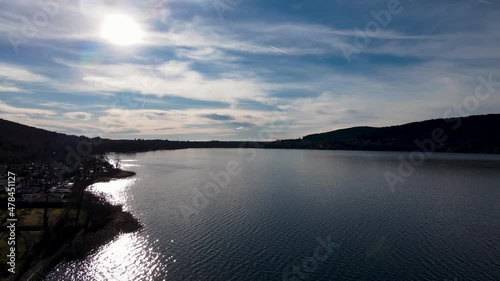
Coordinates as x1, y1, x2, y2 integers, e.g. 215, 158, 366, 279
46, 149, 500, 281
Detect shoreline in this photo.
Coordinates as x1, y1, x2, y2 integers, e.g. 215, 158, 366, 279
92, 169, 137, 182
66, 169, 141, 259
16, 169, 142, 281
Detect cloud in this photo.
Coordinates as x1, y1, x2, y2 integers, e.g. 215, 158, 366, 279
200, 113, 234, 121
0, 64, 47, 82
229, 121, 255, 128
0, 84, 24, 93
38, 102, 78, 110
51, 58, 270, 104
0, 101, 55, 117
176, 47, 240, 62
90, 106, 289, 139
63, 111, 93, 121
0, 0, 433, 60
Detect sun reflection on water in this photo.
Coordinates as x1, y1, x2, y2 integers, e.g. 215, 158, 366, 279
45, 160, 175, 281
45, 232, 173, 281
88, 178, 136, 210
122, 163, 140, 168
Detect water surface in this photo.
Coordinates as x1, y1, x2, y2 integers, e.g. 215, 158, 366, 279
46, 149, 500, 281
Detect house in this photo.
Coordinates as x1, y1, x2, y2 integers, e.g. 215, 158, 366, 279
17, 186, 43, 194
20, 193, 67, 203
21, 193, 43, 201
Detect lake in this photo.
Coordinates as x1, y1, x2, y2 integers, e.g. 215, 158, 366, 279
45, 149, 500, 281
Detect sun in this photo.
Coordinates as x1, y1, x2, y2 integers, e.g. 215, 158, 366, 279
100, 14, 143, 46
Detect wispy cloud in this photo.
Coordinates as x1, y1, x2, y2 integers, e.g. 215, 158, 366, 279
63, 111, 93, 121
200, 113, 235, 121
0, 84, 24, 93
0, 101, 55, 117
0, 64, 47, 82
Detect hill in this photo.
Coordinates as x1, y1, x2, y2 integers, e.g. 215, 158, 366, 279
0, 119, 246, 164
268, 114, 500, 153
0, 119, 85, 163
0, 119, 185, 163
1, 114, 499, 164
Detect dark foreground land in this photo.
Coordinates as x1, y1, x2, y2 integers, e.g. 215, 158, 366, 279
0, 168, 141, 281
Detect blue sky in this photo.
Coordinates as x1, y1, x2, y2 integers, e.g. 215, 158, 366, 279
0, 0, 499, 140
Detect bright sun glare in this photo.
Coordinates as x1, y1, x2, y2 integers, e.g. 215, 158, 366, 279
101, 14, 143, 46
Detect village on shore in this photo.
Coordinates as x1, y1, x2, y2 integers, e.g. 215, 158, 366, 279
0, 161, 106, 204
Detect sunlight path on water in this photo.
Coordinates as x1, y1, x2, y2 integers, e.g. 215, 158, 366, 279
88, 178, 136, 211
46, 232, 173, 281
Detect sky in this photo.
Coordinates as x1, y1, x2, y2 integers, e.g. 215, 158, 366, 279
0, 0, 499, 140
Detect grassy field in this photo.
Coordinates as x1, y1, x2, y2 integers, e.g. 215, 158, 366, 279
18, 208, 65, 226
0, 208, 79, 278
